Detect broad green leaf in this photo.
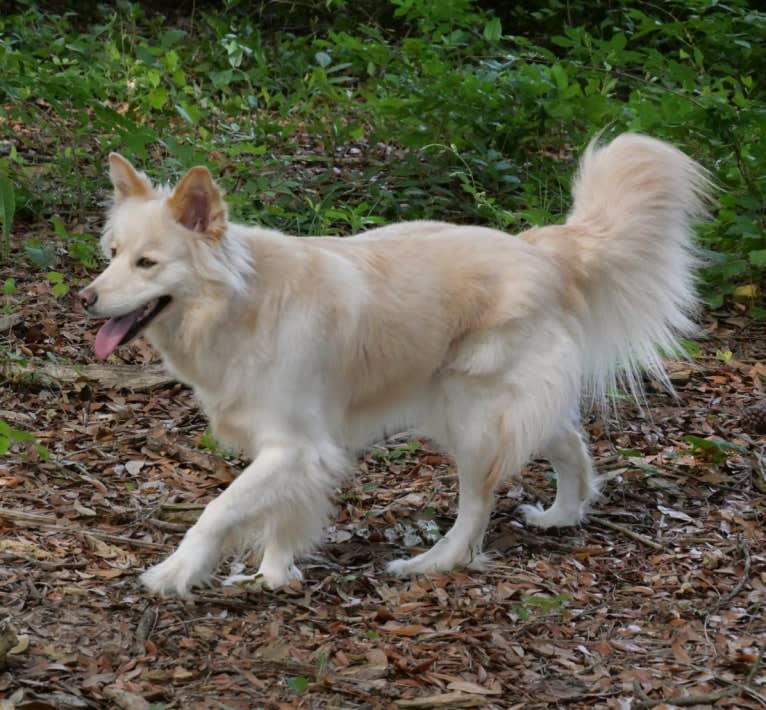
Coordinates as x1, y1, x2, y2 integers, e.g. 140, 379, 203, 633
147, 87, 169, 110
483, 17, 502, 42
287, 676, 309, 693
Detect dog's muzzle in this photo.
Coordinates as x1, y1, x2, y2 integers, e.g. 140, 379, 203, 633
79, 287, 98, 311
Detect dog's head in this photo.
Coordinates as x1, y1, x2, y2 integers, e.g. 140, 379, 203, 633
80, 154, 228, 359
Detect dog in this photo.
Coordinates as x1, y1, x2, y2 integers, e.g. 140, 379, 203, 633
80, 133, 710, 596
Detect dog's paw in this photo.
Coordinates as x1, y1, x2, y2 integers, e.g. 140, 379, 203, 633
140, 548, 214, 597
387, 539, 479, 577
386, 557, 416, 577
223, 562, 303, 590
520, 502, 582, 529
259, 562, 304, 589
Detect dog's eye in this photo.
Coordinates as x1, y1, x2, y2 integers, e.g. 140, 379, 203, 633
136, 257, 157, 269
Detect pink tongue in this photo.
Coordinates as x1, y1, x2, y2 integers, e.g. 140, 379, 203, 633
94, 310, 141, 359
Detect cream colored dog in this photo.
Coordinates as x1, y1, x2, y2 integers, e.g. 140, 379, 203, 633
80, 134, 709, 596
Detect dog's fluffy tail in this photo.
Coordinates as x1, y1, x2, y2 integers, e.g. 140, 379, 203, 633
564, 133, 712, 402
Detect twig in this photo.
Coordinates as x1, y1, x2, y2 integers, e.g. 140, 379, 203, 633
590, 515, 663, 550
687, 662, 766, 708
703, 536, 751, 618
0, 506, 169, 552
0, 507, 58, 525
148, 517, 188, 532
159, 502, 206, 511
0, 359, 175, 391
77, 529, 170, 552
0, 552, 87, 571
632, 688, 736, 709
134, 606, 159, 653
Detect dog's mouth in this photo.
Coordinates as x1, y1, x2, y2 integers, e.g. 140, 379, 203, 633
94, 296, 172, 360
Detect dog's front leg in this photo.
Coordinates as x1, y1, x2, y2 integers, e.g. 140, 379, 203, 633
141, 443, 340, 596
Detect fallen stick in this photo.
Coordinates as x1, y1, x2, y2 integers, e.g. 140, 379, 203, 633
1, 360, 175, 391
632, 688, 736, 709
0, 507, 169, 552
590, 516, 663, 551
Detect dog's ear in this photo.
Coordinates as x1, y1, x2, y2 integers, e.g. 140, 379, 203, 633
167, 166, 227, 240
109, 153, 154, 202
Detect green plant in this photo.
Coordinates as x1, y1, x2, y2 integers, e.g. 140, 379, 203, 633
197, 428, 240, 458
287, 675, 309, 693
51, 216, 100, 270
0, 419, 49, 460
46, 271, 69, 298
512, 593, 569, 621
373, 439, 421, 462
682, 435, 745, 464
2, 277, 16, 314
0, 1, 763, 305
0, 175, 14, 261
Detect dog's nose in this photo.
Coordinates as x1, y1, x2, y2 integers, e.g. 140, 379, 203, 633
79, 287, 98, 309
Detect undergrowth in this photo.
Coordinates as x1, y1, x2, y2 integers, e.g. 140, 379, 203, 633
0, 0, 764, 311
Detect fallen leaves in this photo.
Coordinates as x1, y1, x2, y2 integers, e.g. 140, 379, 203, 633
1, 264, 765, 707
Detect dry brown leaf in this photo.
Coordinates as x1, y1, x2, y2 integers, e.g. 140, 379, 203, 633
381, 622, 433, 636
396, 691, 486, 708
103, 687, 150, 710
86, 567, 124, 578
446, 680, 501, 696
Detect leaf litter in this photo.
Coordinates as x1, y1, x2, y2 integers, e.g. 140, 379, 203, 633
0, 232, 764, 709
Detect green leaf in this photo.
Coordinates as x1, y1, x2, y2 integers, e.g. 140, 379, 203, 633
9, 429, 35, 443
679, 338, 702, 359
749, 249, 766, 267
160, 28, 186, 49
513, 604, 530, 621
483, 17, 502, 42
52, 282, 70, 297
25, 246, 57, 269
287, 676, 309, 693
210, 69, 233, 88
0, 175, 15, 258
683, 435, 719, 450
147, 87, 169, 110
51, 214, 68, 238
175, 102, 198, 124
550, 64, 568, 91
715, 349, 733, 363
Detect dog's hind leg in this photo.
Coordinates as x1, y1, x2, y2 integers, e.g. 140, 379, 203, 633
141, 442, 344, 596
387, 381, 527, 577
387, 442, 499, 576
520, 417, 600, 528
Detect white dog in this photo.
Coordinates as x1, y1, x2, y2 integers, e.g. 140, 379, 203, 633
80, 134, 709, 596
